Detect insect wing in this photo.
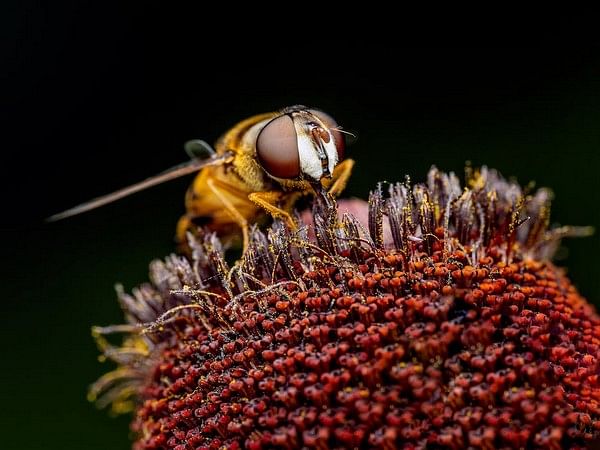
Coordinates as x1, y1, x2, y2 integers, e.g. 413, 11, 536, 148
184, 139, 216, 160
46, 152, 233, 222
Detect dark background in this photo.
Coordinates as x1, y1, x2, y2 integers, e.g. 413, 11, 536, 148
2, 5, 600, 450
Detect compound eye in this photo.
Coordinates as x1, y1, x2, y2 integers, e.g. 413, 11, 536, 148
256, 115, 300, 179
309, 109, 345, 160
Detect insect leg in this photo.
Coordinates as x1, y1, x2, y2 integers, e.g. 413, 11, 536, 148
176, 214, 194, 243
248, 192, 297, 231
327, 158, 355, 197
205, 178, 251, 252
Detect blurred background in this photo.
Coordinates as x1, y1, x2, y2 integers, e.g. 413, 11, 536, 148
2, 5, 599, 450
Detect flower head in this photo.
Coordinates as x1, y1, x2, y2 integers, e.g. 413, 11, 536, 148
92, 167, 598, 449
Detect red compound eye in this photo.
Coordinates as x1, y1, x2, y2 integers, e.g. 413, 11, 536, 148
256, 115, 300, 179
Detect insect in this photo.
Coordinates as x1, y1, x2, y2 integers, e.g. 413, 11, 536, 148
48, 106, 355, 251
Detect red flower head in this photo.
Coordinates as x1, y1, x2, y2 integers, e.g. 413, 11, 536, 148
91, 167, 598, 449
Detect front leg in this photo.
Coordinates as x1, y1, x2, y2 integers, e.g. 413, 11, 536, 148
326, 158, 355, 197
248, 191, 297, 231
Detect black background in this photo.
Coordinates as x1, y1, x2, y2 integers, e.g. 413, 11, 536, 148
2, 5, 600, 450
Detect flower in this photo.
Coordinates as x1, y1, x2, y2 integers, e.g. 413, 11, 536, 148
91, 167, 599, 449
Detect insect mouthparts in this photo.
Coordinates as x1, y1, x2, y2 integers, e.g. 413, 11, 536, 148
310, 127, 332, 178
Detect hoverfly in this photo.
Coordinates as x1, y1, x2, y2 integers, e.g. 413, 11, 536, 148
48, 106, 355, 251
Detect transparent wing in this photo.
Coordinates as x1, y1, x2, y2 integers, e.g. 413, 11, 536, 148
184, 139, 216, 160
46, 150, 233, 222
